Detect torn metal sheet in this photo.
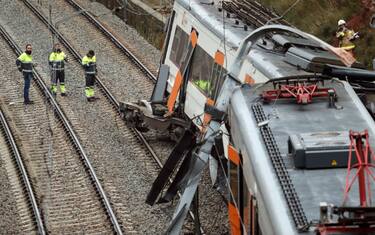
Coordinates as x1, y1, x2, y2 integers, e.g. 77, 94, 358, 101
146, 130, 195, 205
165, 77, 239, 234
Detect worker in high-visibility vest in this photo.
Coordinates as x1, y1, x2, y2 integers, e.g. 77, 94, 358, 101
82, 50, 97, 102
194, 79, 210, 94
16, 44, 35, 105
336, 19, 359, 56
49, 43, 68, 96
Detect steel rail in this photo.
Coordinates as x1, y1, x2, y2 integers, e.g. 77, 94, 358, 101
58, 1, 204, 233
0, 108, 46, 235
65, 0, 157, 82
0, 21, 123, 235
21, 0, 205, 233
22, 0, 121, 108
22, 0, 166, 182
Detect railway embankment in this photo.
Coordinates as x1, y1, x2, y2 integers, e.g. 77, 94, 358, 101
96, 0, 375, 68
94, 0, 168, 50
258, 0, 375, 68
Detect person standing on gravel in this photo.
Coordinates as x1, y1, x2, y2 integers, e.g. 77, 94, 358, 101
82, 50, 98, 102
49, 43, 68, 97
16, 44, 35, 105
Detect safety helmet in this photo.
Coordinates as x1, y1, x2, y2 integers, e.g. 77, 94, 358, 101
338, 19, 346, 26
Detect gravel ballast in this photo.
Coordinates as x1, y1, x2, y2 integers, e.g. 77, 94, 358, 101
0, 0, 229, 233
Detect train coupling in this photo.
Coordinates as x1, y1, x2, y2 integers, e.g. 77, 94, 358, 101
119, 100, 190, 141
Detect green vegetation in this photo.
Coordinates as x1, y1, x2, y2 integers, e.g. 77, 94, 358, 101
258, 0, 375, 68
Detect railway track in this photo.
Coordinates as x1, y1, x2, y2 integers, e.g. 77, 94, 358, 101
0, 0, 223, 232
64, 0, 157, 81
30, 0, 205, 231
22, 0, 172, 162
0, 107, 45, 234
0, 23, 122, 233
29, 0, 156, 103
29, 0, 224, 232
28, 0, 174, 167
0, 0, 173, 232
59, 0, 177, 164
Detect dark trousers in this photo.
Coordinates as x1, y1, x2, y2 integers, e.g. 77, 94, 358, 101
51, 70, 65, 84
23, 72, 33, 102
85, 74, 95, 87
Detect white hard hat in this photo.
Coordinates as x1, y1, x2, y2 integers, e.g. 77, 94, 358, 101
338, 19, 346, 26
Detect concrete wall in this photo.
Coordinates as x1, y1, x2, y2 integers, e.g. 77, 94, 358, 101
94, 0, 167, 49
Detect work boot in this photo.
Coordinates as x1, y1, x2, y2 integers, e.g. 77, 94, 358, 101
87, 97, 94, 102
24, 100, 34, 105
61, 93, 67, 97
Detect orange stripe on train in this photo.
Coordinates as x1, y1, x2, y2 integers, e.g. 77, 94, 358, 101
167, 70, 183, 112
228, 202, 241, 235
215, 50, 225, 66
228, 144, 240, 165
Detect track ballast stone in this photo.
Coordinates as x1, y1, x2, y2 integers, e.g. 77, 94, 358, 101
0, 0, 173, 233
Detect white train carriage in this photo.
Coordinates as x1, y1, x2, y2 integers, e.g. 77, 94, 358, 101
162, 0, 272, 126
119, 0, 270, 136
120, 0, 375, 234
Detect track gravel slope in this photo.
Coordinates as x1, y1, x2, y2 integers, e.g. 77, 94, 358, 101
30, 0, 155, 102
0, 28, 113, 233
0, 120, 22, 234
29, 0, 228, 232
0, 0, 173, 232
0, 0, 229, 232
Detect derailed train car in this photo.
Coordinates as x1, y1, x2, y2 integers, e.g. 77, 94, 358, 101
120, 0, 375, 234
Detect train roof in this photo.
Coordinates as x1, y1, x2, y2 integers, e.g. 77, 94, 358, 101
176, 0, 364, 78
247, 31, 364, 78
230, 79, 375, 232
176, 0, 250, 49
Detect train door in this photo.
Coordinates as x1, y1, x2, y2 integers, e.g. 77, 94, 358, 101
184, 47, 230, 129
187, 49, 227, 97
184, 43, 214, 122
187, 45, 213, 97
166, 24, 202, 117
163, 9, 229, 125
228, 145, 261, 235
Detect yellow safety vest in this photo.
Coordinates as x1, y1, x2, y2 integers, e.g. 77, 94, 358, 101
336, 28, 355, 50
194, 79, 210, 93
17, 53, 33, 73
82, 55, 97, 75
49, 51, 66, 70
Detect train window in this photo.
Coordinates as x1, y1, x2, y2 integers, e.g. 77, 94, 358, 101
210, 61, 227, 100
188, 45, 214, 96
169, 26, 189, 68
